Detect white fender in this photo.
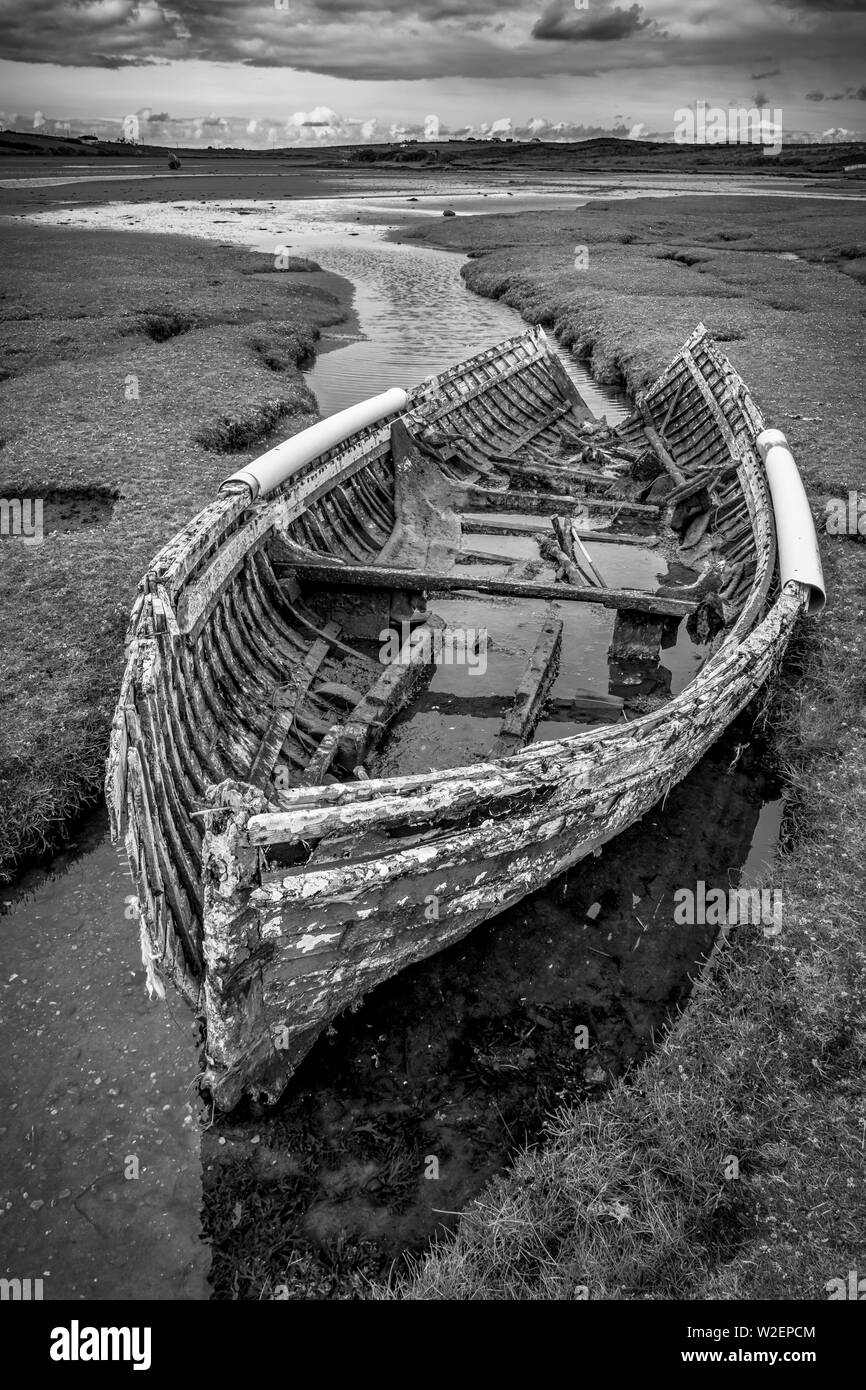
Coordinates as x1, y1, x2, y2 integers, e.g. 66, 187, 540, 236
757, 428, 826, 615
221, 387, 409, 501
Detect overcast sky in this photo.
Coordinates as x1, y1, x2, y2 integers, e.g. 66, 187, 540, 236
1, 0, 864, 146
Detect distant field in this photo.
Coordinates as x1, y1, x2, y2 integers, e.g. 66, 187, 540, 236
3, 128, 865, 179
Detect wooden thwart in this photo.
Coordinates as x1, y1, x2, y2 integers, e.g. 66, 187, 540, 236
461, 513, 657, 547
492, 618, 563, 755
286, 559, 696, 618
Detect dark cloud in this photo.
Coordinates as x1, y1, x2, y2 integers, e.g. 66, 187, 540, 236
806, 89, 826, 98
776, 0, 866, 9
0, 0, 861, 89
532, 1, 655, 43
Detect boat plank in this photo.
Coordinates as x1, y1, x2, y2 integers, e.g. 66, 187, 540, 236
491, 618, 563, 755
302, 615, 447, 784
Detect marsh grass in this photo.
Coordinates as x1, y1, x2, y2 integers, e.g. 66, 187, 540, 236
194, 395, 314, 452
383, 195, 866, 1300
0, 225, 348, 878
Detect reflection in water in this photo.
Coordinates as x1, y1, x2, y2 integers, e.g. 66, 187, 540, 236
301, 235, 630, 422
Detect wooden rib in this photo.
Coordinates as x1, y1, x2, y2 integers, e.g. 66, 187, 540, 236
491, 617, 563, 756
125, 759, 166, 961
242, 558, 304, 668
332, 484, 381, 558
127, 700, 202, 936
247, 623, 340, 790
199, 621, 264, 751
180, 642, 235, 782
353, 471, 394, 536
128, 745, 201, 974
342, 476, 389, 548
142, 644, 207, 801
211, 589, 272, 711
226, 573, 286, 688
658, 376, 686, 438
681, 352, 741, 459
137, 661, 202, 858
500, 401, 572, 457
247, 552, 309, 656
304, 504, 337, 555
319, 489, 368, 562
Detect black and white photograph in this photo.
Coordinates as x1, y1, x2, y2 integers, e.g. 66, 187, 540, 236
0, 0, 863, 1347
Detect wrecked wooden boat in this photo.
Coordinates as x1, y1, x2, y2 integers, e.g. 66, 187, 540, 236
106, 323, 824, 1109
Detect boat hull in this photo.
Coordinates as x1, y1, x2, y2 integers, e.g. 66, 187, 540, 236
106, 323, 822, 1109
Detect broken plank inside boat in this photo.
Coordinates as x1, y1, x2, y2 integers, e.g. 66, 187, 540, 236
106, 323, 825, 1110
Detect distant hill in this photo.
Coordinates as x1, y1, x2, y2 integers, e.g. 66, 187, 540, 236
2, 127, 864, 176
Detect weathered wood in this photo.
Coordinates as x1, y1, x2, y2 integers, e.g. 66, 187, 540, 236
460, 513, 658, 546
572, 525, 606, 588
465, 485, 659, 520
491, 618, 563, 755
498, 401, 571, 456
640, 415, 687, 487
246, 624, 340, 791
283, 559, 696, 617
302, 615, 447, 784
608, 608, 673, 666
497, 454, 627, 494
